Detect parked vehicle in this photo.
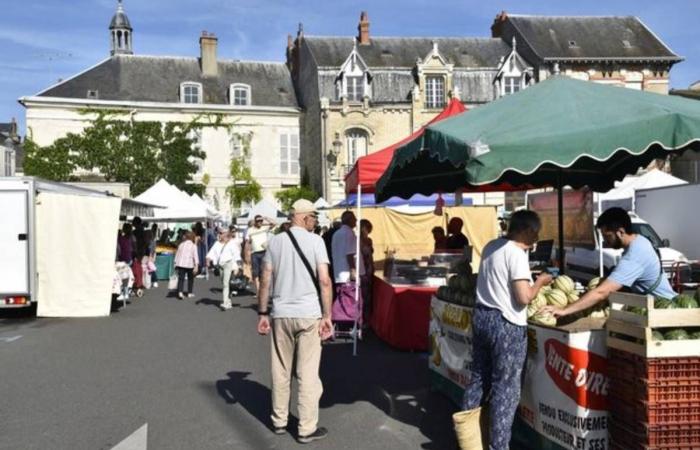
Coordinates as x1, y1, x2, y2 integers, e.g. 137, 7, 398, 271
0, 177, 120, 310
635, 183, 700, 261
525, 189, 687, 283
564, 212, 687, 282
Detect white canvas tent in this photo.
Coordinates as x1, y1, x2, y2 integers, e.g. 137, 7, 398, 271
596, 169, 688, 211
236, 199, 286, 226
135, 179, 219, 222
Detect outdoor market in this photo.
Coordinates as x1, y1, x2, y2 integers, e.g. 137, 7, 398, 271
4, 75, 700, 449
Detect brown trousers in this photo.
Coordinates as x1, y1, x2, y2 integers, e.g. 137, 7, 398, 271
270, 318, 324, 436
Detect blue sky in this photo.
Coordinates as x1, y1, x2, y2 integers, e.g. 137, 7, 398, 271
3, 0, 698, 133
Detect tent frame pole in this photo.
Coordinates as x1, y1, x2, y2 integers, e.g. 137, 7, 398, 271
353, 185, 362, 357
557, 171, 565, 274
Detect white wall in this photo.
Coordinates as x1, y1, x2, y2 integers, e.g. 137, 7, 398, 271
24, 101, 302, 220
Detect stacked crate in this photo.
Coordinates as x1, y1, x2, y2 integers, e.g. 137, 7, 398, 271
606, 292, 700, 450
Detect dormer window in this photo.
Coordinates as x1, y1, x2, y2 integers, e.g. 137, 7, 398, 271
425, 76, 445, 109
181, 82, 202, 104
504, 76, 521, 95
335, 45, 371, 102
230, 83, 251, 106
347, 76, 365, 102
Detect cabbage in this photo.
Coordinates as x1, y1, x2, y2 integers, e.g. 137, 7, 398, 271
652, 330, 665, 341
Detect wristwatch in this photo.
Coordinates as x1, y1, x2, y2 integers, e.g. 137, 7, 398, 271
257, 310, 270, 316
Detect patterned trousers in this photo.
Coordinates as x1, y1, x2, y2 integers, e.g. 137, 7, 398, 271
462, 306, 527, 450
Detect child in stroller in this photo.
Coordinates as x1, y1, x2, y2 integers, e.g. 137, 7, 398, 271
113, 262, 140, 306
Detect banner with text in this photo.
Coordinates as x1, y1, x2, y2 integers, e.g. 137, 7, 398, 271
518, 325, 609, 450
428, 297, 473, 389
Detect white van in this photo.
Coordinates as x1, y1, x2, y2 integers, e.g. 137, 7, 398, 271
564, 212, 687, 282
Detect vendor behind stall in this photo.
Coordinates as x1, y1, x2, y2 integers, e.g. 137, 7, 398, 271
543, 207, 677, 318
431, 226, 447, 252
446, 217, 470, 251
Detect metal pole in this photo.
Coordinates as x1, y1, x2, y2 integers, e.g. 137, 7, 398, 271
353, 184, 362, 357
557, 172, 565, 274
597, 193, 604, 278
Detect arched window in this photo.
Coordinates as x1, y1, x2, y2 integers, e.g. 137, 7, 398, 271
230, 83, 251, 106
345, 128, 368, 166
180, 82, 203, 104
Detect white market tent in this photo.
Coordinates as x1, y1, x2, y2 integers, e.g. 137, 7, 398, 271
596, 169, 688, 211
236, 199, 286, 226
135, 179, 219, 222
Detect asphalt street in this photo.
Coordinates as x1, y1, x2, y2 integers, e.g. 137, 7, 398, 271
1, 276, 458, 450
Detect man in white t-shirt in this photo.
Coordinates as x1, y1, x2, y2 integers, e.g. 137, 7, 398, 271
331, 211, 364, 283
457, 210, 552, 450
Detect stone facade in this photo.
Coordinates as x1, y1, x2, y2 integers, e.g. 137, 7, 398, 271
20, 2, 301, 220
290, 11, 682, 207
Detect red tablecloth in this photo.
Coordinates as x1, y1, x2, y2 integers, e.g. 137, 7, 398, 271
370, 275, 437, 351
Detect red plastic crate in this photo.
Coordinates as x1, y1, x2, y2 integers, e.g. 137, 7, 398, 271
609, 378, 700, 404
608, 348, 700, 381
610, 419, 700, 448
609, 391, 700, 426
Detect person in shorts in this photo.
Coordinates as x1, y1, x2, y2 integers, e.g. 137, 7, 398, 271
247, 214, 273, 292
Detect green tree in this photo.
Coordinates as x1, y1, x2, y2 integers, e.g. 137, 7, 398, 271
23, 110, 224, 196
226, 132, 262, 211
274, 168, 319, 211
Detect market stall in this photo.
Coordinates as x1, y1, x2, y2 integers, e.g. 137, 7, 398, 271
135, 179, 220, 281
327, 204, 497, 351
375, 76, 700, 448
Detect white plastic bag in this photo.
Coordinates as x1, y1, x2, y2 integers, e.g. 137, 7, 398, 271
168, 273, 178, 290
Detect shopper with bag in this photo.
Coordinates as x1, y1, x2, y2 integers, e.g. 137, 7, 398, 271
256, 199, 333, 444
173, 231, 199, 300
330, 211, 364, 326
456, 210, 552, 450
206, 230, 241, 311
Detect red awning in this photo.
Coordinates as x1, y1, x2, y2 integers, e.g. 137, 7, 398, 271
344, 98, 466, 195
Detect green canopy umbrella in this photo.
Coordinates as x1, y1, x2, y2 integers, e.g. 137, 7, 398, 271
376, 76, 700, 268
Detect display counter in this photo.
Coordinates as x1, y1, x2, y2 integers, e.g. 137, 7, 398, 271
370, 275, 438, 351
428, 295, 610, 450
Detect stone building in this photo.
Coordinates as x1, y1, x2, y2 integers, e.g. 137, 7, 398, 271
289, 11, 682, 206
20, 1, 301, 219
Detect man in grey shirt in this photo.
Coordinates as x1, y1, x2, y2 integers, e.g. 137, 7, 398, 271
257, 199, 333, 444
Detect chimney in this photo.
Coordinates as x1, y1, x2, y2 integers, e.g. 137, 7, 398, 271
199, 31, 218, 77
358, 11, 370, 45
491, 10, 508, 38
10, 117, 17, 138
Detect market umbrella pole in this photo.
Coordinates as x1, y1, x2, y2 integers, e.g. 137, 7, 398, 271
557, 171, 565, 274
353, 184, 362, 357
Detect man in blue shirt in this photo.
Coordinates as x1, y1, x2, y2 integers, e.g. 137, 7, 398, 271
543, 207, 676, 318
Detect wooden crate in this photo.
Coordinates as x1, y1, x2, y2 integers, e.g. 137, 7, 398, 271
606, 292, 700, 358
608, 292, 700, 328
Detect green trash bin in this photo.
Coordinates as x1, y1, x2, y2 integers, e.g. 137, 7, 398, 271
155, 252, 175, 280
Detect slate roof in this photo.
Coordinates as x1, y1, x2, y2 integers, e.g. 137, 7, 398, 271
37, 55, 298, 108
506, 15, 681, 61
304, 37, 510, 68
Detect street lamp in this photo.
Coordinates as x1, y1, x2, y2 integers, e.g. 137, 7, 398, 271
327, 134, 342, 174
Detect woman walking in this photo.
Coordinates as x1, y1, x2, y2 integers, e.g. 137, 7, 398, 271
174, 231, 199, 299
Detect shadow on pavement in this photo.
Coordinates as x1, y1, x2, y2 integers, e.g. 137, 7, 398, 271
319, 334, 458, 449
213, 332, 457, 449
215, 371, 300, 433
